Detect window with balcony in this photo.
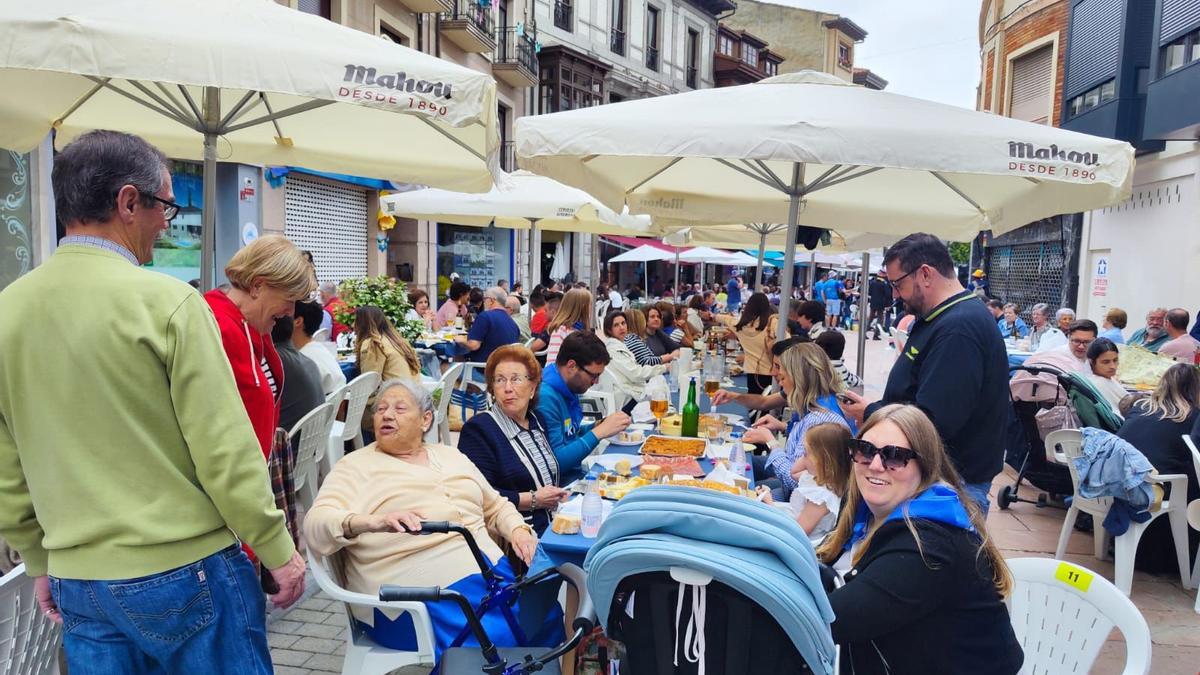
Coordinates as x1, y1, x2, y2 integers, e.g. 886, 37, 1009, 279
741, 44, 758, 68
686, 29, 699, 88
611, 0, 627, 55
553, 0, 573, 31
1066, 78, 1116, 118
297, 0, 331, 19
539, 56, 606, 112
645, 6, 661, 71
764, 60, 777, 77
838, 42, 852, 69
718, 35, 734, 57
1161, 28, 1200, 74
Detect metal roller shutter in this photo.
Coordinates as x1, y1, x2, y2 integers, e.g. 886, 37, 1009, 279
986, 240, 1066, 321
1162, 0, 1200, 43
1066, 0, 1123, 95
1010, 45, 1054, 124
284, 175, 369, 285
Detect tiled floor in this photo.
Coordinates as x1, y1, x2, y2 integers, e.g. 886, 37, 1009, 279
268, 330, 1200, 674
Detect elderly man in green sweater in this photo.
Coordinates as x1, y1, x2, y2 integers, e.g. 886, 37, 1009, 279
0, 130, 304, 674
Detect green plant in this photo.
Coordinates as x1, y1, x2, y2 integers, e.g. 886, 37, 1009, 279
334, 276, 425, 343
948, 241, 971, 266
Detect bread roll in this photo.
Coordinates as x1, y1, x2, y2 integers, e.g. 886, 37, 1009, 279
551, 513, 581, 534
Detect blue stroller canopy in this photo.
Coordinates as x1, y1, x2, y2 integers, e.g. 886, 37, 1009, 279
584, 486, 836, 674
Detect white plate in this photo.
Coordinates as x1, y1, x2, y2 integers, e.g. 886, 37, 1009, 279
606, 437, 647, 448
627, 423, 655, 431
587, 453, 644, 470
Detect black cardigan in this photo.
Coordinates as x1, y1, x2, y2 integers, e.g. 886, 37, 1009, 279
829, 519, 1023, 675
457, 410, 560, 535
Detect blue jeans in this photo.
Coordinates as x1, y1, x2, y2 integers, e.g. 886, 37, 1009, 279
50, 544, 272, 675
963, 481, 992, 516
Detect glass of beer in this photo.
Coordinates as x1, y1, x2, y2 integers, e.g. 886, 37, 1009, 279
703, 355, 723, 411
648, 379, 669, 424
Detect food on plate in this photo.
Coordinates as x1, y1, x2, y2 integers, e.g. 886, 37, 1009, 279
642, 454, 706, 477
641, 436, 707, 457
600, 476, 651, 500
615, 458, 633, 476
617, 429, 644, 444
640, 464, 663, 480
666, 479, 745, 496
551, 513, 581, 534
659, 414, 725, 438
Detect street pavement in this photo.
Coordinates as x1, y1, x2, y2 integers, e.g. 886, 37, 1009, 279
269, 329, 1200, 674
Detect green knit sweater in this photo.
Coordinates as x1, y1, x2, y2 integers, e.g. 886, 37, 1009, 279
0, 245, 294, 579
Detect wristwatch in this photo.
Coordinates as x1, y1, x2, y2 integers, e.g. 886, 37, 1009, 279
529, 490, 539, 510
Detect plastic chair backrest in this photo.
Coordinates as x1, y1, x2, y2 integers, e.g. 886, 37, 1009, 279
1007, 557, 1151, 675
325, 382, 350, 410
435, 363, 465, 442
1184, 435, 1200, 530
341, 371, 381, 442
312, 327, 330, 342
1046, 428, 1113, 512
0, 565, 61, 675
289, 401, 335, 498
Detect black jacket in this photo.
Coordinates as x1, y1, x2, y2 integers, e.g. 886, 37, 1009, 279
830, 519, 1023, 675
866, 291, 1010, 484
868, 277, 891, 310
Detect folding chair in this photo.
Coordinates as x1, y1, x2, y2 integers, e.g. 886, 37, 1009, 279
0, 565, 60, 675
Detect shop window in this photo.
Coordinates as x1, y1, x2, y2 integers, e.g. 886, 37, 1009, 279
0, 150, 31, 291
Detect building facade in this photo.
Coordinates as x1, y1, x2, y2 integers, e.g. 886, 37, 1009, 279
722, 0, 868, 81
712, 24, 783, 87
1063, 0, 1200, 329
975, 0, 1082, 318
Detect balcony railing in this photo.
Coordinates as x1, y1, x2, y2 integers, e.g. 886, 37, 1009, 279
500, 140, 516, 171
686, 66, 697, 88
553, 0, 572, 31
444, 0, 494, 39
497, 27, 536, 73
610, 28, 626, 56
646, 45, 659, 71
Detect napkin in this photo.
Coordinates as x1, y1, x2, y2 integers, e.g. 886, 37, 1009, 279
631, 400, 657, 424
705, 462, 737, 487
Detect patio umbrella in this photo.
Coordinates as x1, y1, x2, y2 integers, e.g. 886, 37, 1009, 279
516, 69, 1134, 342
0, 0, 500, 289
609, 243, 678, 293
549, 241, 569, 283
381, 170, 650, 288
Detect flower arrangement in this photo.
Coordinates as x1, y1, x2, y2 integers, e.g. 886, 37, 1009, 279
332, 276, 425, 343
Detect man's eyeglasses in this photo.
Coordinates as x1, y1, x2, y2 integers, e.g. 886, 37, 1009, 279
1069, 337, 1095, 348
885, 265, 922, 290
847, 438, 917, 471
579, 365, 604, 383
141, 192, 181, 222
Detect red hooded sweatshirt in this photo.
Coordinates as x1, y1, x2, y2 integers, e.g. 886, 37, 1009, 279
204, 289, 283, 459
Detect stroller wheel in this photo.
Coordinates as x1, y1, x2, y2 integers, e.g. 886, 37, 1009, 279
997, 485, 1016, 510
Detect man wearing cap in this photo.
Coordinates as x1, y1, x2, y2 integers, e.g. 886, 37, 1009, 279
969, 269, 990, 297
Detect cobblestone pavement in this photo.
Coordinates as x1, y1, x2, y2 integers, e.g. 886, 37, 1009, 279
270, 331, 1200, 673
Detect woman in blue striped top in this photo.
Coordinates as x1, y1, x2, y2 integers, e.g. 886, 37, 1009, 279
624, 306, 679, 366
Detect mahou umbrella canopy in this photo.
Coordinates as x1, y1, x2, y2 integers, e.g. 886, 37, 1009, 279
0, 0, 500, 288
516, 69, 1134, 334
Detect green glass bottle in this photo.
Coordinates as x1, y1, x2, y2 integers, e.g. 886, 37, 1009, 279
681, 376, 700, 438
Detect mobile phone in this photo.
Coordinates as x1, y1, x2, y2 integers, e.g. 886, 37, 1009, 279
621, 398, 639, 416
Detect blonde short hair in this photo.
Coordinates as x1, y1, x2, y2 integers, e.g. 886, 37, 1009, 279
224, 235, 316, 300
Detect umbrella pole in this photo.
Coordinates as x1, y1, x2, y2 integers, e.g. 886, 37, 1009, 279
644, 260, 649, 296
200, 87, 220, 292
527, 218, 538, 290
674, 248, 680, 299
856, 251, 869, 379
777, 163, 804, 343
755, 230, 767, 290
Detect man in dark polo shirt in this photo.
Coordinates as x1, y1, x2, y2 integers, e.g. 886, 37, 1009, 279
839, 233, 1009, 512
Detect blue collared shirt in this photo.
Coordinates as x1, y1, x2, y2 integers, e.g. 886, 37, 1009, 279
59, 235, 139, 266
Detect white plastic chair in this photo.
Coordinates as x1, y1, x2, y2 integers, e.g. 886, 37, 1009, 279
289, 401, 337, 513
449, 362, 490, 424
329, 371, 381, 455
320, 382, 351, 481
0, 565, 60, 675
1182, 434, 1200, 612
312, 327, 331, 342
430, 363, 464, 446
1007, 557, 1151, 675
307, 549, 435, 675
1048, 429, 1191, 595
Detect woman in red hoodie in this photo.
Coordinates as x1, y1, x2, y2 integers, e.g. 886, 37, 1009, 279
204, 235, 317, 459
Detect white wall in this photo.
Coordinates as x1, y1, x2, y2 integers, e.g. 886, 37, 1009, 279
1076, 141, 1200, 330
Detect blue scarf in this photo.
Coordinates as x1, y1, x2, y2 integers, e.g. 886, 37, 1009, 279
542, 364, 582, 430
847, 483, 974, 551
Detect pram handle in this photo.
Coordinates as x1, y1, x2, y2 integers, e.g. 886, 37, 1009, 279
378, 585, 442, 602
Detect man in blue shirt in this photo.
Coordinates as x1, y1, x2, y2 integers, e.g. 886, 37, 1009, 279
457, 286, 520, 363
726, 274, 744, 314
537, 331, 631, 481
821, 272, 845, 329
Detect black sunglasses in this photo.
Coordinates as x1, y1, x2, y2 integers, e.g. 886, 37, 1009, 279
847, 438, 917, 471
140, 192, 181, 222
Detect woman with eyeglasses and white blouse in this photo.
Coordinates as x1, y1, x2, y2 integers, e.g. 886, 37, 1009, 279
458, 345, 571, 535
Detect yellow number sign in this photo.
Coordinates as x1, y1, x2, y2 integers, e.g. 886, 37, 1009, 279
1054, 562, 1094, 593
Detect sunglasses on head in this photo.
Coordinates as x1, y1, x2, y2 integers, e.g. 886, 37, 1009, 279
847, 438, 916, 471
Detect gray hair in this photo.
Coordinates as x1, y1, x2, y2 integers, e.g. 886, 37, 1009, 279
504, 295, 521, 313
376, 378, 434, 417
319, 281, 338, 296
485, 286, 508, 304
1055, 308, 1076, 320
52, 130, 168, 226
1031, 303, 1050, 317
